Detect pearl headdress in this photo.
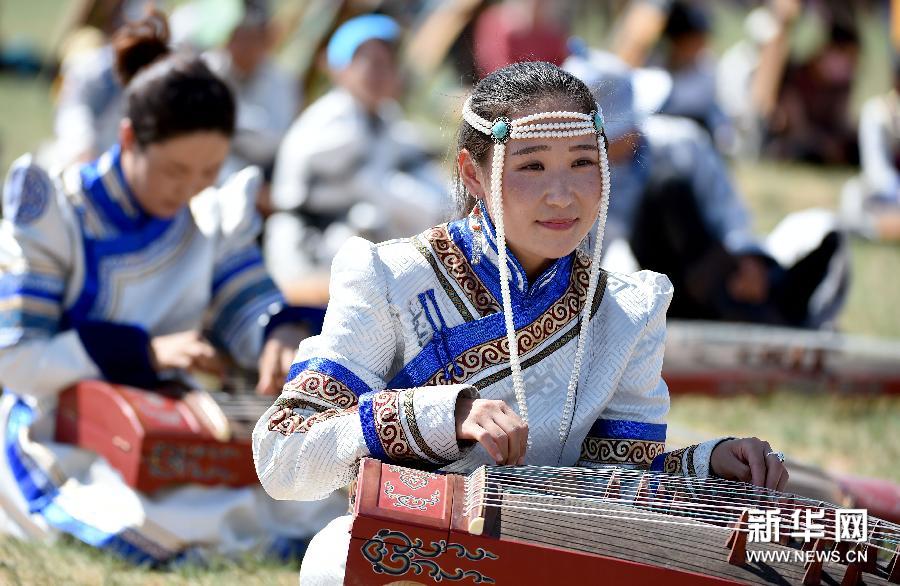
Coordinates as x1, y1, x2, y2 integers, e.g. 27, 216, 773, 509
463, 96, 612, 447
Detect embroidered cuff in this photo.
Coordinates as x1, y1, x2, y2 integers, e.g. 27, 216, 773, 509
406, 384, 478, 463
75, 320, 159, 389
359, 384, 477, 465
650, 437, 735, 478
579, 437, 666, 468
261, 303, 327, 340
578, 419, 667, 468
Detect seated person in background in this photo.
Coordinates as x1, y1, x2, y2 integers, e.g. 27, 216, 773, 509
652, 1, 733, 153
253, 61, 788, 584
202, 0, 300, 194
50, 41, 124, 167
841, 60, 900, 241
564, 50, 850, 329
45, 0, 156, 167
0, 12, 344, 563
765, 20, 860, 166
267, 14, 449, 298
716, 4, 791, 159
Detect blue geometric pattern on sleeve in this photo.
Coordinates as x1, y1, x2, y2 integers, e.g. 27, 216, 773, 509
3, 163, 51, 226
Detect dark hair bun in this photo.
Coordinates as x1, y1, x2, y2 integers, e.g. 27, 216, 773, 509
112, 9, 171, 86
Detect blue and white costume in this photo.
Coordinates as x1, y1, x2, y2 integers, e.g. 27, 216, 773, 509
0, 148, 344, 562
253, 204, 729, 583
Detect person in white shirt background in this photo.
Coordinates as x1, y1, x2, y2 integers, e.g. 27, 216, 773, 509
266, 14, 450, 292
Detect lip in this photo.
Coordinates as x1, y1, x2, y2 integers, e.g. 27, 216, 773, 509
537, 218, 577, 231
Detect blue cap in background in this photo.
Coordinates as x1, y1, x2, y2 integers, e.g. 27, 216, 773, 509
326, 14, 401, 70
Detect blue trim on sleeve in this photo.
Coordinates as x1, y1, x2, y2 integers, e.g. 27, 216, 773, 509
211, 279, 280, 339
211, 247, 265, 294
0, 273, 65, 303
358, 391, 389, 461
286, 357, 374, 397
588, 418, 667, 442
0, 311, 59, 335
5, 400, 59, 511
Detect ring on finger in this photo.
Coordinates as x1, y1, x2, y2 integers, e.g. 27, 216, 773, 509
765, 450, 785, 463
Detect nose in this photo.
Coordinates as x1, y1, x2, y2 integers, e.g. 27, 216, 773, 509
544, 175, 576, 208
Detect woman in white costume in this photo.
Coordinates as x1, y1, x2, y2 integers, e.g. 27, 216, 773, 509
252, 61, 789, 584
266, 14, 448, 285
0, 12, 344, 563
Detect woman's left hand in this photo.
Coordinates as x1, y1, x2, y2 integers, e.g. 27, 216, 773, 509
710, 437, 789, 491
256, 324, 307, 395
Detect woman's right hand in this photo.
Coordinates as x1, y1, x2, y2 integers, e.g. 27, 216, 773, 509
455, 398, 528, 465
150, 331, 227, 377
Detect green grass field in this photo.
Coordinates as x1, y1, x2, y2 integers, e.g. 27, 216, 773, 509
0, 0, 898, 583
0, 536, 299, 585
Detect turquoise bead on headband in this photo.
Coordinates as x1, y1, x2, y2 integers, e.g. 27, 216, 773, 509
491, 117, 511, 144
593, 110, 605, 133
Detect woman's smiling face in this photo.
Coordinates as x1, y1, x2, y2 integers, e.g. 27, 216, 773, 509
459, 97, 604, 280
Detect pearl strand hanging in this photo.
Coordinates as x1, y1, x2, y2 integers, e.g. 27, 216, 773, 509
489, 141, 531, 438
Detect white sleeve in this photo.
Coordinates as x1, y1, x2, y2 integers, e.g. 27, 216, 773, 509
270, 99, 366, 213
578, 271, 725, 478
263, 211, 315, 286
53, 49, 113, 161
590, 271, 673, 432
0, 156, 102, 398
349, 158, 449, 233
205, 166, 283, 368
270, 122, 311, 212
859, 97, 900, 199
253, 237, 476, 501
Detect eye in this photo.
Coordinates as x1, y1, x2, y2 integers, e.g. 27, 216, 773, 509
572, 158, 596, 168
518, 162, 544, 171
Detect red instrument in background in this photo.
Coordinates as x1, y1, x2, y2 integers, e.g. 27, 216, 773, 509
54, 380, 270, 493
346, 459, 900, 585
663, 321, 900, 395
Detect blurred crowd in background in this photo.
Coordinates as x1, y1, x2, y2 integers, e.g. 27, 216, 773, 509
2, 0, 900, 329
